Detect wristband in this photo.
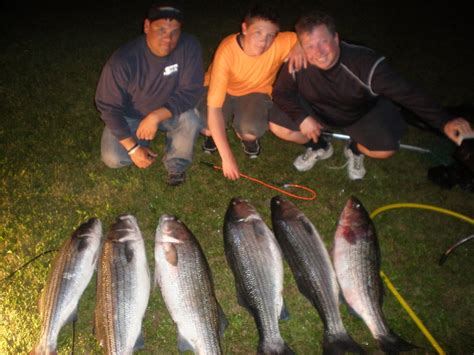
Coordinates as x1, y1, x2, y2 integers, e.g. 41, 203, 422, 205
127, 143, 140, 156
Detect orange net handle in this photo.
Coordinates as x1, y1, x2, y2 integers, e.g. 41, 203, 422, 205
211, 165, 317, 201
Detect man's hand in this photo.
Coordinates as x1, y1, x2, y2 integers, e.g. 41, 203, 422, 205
137, 107, 173, 140
286, 42, 307, 74
130, 146, 158, 169
136, 112, 160, 140
299, 116, 323, 142
444, 117, 473, 145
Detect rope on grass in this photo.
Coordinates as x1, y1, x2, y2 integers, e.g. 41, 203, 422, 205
1, 249, 58, 284
371, 203, 473, 355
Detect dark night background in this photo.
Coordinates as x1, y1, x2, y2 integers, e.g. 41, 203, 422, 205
2, 0, 473, 111
1, 1, 473, 353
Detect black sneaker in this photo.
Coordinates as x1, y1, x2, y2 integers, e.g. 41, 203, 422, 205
202, 136, 217, 154
167, 171, 186, 186
241, 139, 260, 158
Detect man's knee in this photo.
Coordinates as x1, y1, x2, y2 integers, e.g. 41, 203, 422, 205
177, 108, 203, 133
101, 152, 131, 168
358, 145, 396, 159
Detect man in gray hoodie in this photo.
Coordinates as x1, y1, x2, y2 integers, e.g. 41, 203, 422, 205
96, 2, 204, 186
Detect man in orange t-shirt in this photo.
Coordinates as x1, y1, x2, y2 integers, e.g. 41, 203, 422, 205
199, 4, 305, 180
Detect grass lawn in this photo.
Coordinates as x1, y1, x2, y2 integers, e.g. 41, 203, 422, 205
1, 0, 473, 353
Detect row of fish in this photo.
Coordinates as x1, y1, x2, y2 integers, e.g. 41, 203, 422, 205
32, 215, 151, 354
31, 195, 415, 354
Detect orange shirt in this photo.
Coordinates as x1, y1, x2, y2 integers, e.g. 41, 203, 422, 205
206, 32, 297, 108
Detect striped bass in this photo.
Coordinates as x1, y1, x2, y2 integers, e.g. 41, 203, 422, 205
32, 218, 102, 355
271, 196, 363, 354
94, 214, 150, 355
333, 196, 415, 353
154, 214, 227, 354
224, 197, 294, 355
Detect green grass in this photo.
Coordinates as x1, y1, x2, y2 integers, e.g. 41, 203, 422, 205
1, 1, 473, 354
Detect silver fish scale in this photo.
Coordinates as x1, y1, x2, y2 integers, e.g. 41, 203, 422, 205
95, 233, 150, 355
155, 224, 222, 354
335, 225, 390, 338
225, 219, 285, 346
276, 216, 346, 335
35, 219, 102, 353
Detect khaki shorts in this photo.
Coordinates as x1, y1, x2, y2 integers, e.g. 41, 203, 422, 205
199, 90, 274, 138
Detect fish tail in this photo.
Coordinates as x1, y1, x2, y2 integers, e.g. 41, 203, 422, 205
30, 346, 58, 355
323, 332, 364, 354
377, 332, 417, 353
257, 339, 295, 355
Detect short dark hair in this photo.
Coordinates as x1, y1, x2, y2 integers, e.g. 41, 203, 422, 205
147, 1, 184, 24
295, 11, 336, 36
243, 4, 280, 27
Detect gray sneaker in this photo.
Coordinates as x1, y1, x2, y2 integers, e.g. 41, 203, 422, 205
293, 143, 334, 172
241, 139, 261, 158
344, 146, 366, 180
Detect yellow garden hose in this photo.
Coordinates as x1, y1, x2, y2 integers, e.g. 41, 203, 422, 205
371, 203, 473, 355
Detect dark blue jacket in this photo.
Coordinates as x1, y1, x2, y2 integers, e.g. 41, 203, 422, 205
96, 33, 204, 140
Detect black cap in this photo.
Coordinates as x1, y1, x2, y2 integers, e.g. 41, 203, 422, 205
147, 2, 184, 23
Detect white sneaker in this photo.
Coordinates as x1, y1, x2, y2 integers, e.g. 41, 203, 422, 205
344, 146, 366, 180
293, 143, 334, 172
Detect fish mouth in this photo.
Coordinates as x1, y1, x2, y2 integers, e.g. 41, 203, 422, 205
227, 196, 259, 221
159, 214, 178, 224
76, 218, 103, 239
156, 214, 189, 243
271, 195, 301, 219
107, 214, 141, 242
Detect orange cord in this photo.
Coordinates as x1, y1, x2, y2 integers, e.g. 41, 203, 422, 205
210, 165, 317, 201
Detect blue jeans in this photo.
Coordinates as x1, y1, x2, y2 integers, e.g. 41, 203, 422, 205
101, 109, 203, 173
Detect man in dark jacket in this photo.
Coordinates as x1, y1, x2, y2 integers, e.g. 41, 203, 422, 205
95, 2, 204, 186
270, 11, 472, 180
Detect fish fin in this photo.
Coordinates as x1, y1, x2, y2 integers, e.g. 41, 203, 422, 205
65, 308, 78, 324
177, 332, 194, 352
279, 299, 290, 321
77, 238, 89, 252
377, 332, 418, 353
153, 270, 160, 289
92, 245, 102, 268
253, 222, 270, 240
300, 217, 316, 236
342, 299, 362, 319
323, 331, 364, 354
217, 302, 229, 337
125, 242, 135, 262
133, 331, 145, 350
235, 285, 252, 313
38, 288, 46, 317
164, 243, 178, 266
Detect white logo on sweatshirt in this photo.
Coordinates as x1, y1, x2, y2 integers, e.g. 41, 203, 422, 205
163, 64, 178, 76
